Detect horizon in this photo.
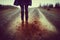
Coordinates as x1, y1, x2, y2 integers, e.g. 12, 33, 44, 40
0, 0, 60, 8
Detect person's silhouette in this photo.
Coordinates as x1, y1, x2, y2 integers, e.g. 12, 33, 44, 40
14, 0, 32, 22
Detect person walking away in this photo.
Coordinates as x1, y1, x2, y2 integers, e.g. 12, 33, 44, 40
14, 0, 32, 23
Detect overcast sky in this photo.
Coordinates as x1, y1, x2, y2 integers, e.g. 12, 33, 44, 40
0, 0, 60, 7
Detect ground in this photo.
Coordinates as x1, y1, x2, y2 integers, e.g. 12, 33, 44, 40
0, 5, 60, 40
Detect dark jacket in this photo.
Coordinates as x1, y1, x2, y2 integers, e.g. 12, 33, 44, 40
14, 0, 32, 6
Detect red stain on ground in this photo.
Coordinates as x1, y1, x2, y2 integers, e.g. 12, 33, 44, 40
14, 21, 56, 40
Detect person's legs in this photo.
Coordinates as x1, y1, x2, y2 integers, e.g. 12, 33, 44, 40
25, 5, 28, 22
20, 5, 24, 22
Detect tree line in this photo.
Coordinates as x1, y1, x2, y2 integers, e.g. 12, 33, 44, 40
39, 3, 60, 8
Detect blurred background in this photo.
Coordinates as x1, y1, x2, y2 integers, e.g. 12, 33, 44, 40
0, 0, 60, 8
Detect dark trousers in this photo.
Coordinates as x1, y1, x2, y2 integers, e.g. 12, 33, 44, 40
20, 5, 28, 21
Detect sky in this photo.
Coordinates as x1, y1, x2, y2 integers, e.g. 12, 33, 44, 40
0, 0, 60, 7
